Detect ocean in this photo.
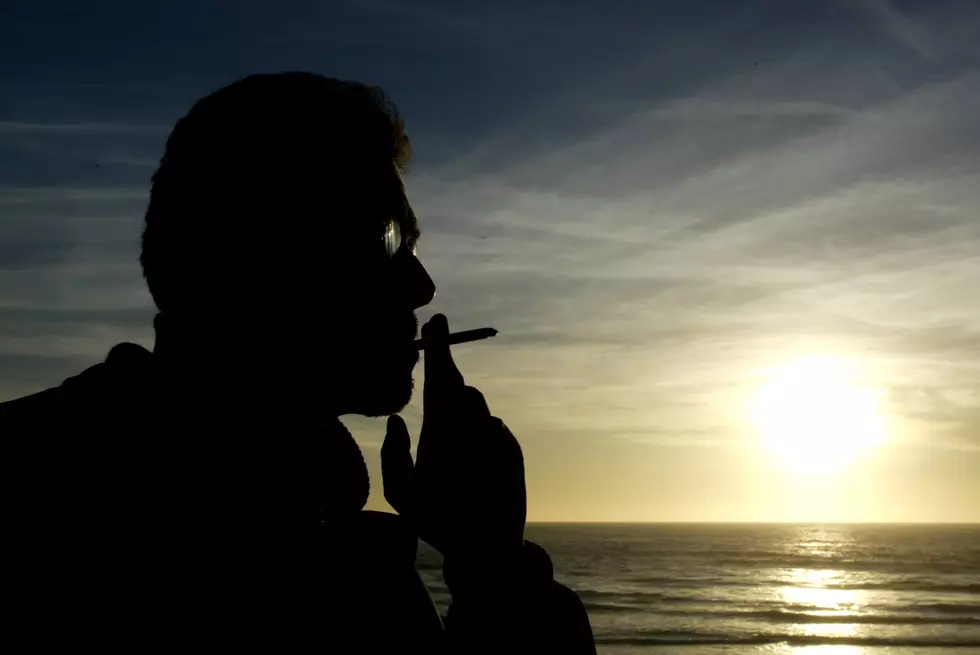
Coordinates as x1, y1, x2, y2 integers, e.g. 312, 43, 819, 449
415, 523, 980, 654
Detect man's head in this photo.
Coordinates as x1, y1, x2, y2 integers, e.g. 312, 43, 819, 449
141, 73, 435, 417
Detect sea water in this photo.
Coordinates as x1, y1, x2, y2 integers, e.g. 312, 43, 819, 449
416, 523, 980, 653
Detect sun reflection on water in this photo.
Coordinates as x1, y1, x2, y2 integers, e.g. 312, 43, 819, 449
777, 569, 868, 653
775, 527, 873, 653
782, 569, 861, 609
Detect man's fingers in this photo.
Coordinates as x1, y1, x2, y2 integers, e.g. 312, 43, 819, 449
421, 312, 449, 339
381, 414, 417, 517
422, 314, 464, 405
460, 386, 491, 418
418, 385, 493, 465
383, 414, 412, 452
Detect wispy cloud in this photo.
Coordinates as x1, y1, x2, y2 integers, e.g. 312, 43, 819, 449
856, 0, 940, 60
0, 187, 148, 204
0, 121, 169, 135
402, 14, 980, 457
646, 98, 855, 121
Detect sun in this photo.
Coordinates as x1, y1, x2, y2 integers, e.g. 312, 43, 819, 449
749, 356, 885, 472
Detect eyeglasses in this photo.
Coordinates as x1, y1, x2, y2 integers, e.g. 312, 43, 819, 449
383, 217, 419, 259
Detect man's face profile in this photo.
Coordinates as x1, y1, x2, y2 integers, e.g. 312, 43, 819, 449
314, 161, 433, 418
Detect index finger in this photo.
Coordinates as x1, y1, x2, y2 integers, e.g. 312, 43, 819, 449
422, 314, 465, 408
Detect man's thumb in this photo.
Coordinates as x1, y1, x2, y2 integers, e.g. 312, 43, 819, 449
381, 415, 417, 517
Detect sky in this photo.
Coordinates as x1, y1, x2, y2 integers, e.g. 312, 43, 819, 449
2, 0, 979, 522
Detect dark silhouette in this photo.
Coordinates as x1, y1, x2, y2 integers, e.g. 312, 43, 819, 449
2, 73, 595, 653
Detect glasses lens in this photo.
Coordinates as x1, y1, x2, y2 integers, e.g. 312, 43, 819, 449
384, 218, 420, 260
383, 218, 401, 259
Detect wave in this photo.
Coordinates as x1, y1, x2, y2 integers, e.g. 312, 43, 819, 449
838, 580, 980, 594
677, 608, 979, 626
577, 577, 980, 595
576, 588, 668, 602
918, 603, 980, 615
674, 551, 980, 575
584, 602, 647, 613
584, 603, 980, 625
594, 631, 980, 648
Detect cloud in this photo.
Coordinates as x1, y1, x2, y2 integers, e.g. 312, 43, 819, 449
0, 226, 77, 271
401, 19, 980, 454
646, 98, 854, 121
0, 187, 147, 205
856, 0, 940, 60
0, 121, 169, 135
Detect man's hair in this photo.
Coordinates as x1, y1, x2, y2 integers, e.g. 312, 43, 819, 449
141, 72, 410, 314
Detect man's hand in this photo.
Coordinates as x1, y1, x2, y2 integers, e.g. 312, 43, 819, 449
382, 314, 526, 558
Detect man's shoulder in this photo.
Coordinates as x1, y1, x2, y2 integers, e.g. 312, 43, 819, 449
0, 342, 154, 426
0, 369, 98, 421
0, 385, 69, 419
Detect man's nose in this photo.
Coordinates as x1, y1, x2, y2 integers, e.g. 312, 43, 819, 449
393, 247, 436, 309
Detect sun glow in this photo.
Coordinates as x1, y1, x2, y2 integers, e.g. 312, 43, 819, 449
750, 356, 885, 472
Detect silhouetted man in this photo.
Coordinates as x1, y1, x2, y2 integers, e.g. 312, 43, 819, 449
3, 73, 595, 653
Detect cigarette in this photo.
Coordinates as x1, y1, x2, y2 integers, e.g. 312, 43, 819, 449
414, 327, 498, 350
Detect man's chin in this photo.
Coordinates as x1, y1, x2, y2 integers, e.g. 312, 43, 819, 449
343, 375, 415, 418
331, 345, 418, 417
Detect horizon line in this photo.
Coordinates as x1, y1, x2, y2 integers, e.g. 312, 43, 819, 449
525, 520, 980, 526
